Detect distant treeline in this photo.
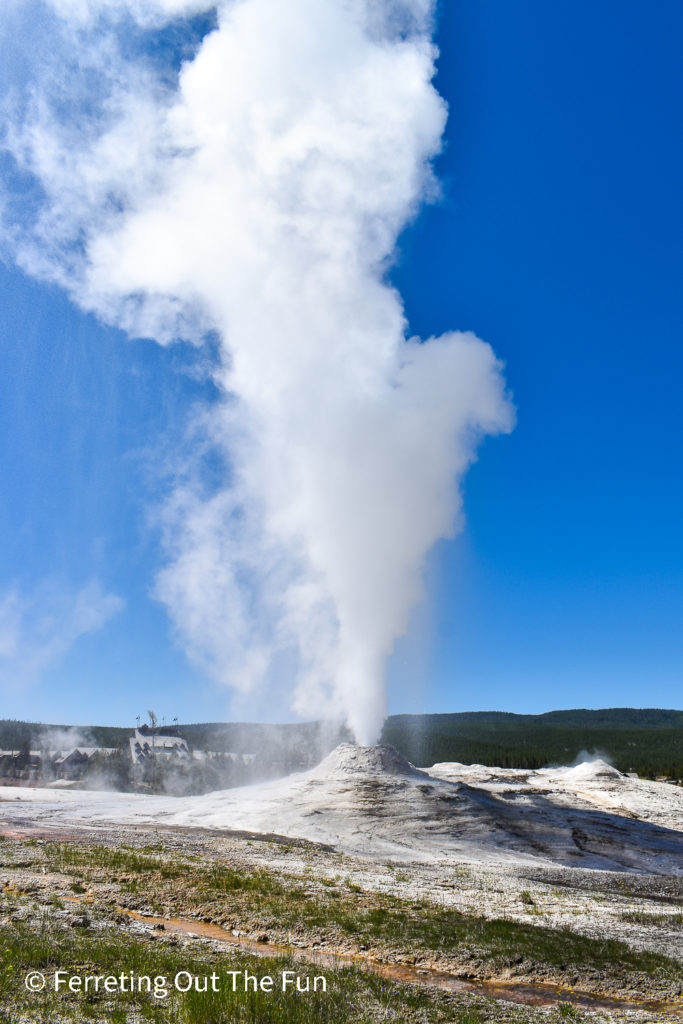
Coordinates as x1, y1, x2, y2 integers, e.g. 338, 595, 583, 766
381, 708, 683, 779
0, 719, 351, 791
0, 708, 680, 780
0, 720, 350, 761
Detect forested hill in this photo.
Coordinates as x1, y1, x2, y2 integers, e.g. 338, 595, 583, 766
381, 708, 683, 778
0, 707, 680, 778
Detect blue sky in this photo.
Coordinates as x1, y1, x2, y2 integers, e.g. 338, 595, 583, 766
1, 0, 681, 727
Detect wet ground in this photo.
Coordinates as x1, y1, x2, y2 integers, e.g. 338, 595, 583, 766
0, 818, 681, 1022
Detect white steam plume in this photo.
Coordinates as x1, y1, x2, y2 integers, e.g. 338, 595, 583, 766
0, 0, 514, 742
0, 580, 123, 688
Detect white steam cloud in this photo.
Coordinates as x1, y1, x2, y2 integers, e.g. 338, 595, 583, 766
0, 580, 123, 688
1, 0, 513, 742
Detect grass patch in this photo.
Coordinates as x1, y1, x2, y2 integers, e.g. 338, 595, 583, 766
201, 861, 287, 898
620, 910, 683, 928
45, 843, 287, 901
45, 844, 187, 882
329, 899, 681, 981
0, 919, 529, 1024
41, 841, 682, 989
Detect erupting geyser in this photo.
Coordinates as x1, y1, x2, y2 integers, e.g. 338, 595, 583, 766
0, 0, 514, 741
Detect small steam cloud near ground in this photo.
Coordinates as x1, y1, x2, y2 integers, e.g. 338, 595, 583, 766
569, 749, 614, 767
0, 0, 514, 742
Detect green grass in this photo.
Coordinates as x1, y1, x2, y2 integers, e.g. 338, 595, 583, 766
323, 898, 681, 981
42, 842, 683, 989
45, 843, 188, 881
0, 919, 534, 1024
201, 861, 287, 897
620, 910, 683, 928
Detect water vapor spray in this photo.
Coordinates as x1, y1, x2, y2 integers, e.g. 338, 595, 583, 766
0, 0, 514, 742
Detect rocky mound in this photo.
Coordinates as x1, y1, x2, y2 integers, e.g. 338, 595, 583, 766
558, 759, 624, 782
310, 743, 427, 780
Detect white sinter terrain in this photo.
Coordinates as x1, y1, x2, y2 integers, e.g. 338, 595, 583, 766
1, 744, 681, 873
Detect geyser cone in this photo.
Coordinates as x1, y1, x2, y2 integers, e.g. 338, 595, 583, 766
312, 743, 427, 779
